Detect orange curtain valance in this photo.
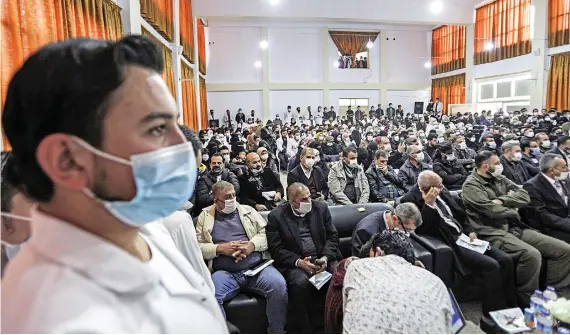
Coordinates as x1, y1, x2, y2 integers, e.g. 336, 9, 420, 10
1, 0, 123, 150
180, 0, 195, 62
431, 74, 466, 115
474, 0, 532, 65
549, 0, 570, 48
329, 31, 378, 57
431, 25, 466, 75
140, 0, 173, 42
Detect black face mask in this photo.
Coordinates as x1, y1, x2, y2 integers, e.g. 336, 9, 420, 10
211, 166, 223, 175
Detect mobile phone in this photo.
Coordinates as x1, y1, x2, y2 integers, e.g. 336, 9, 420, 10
310, 257, 325, 266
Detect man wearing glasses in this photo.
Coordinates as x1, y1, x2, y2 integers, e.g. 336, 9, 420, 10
400, 171, 517, 318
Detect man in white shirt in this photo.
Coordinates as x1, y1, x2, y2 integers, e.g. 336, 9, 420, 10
343, 230, 452, 334
434, 97, 443, 115
1, 36, 227, 333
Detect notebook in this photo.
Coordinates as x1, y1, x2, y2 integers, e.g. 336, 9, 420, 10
449, 288, 466, 334
309, 271, 332, 290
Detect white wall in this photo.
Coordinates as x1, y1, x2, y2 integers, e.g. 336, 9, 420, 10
269, 90, 324, 119
207, 91, 263, 121
329, 35, 380, 83
385, 30, 431, 85
328, 89, 380, 111
207, 26, 263, 84
473, 54, 534, 79
386, 90, 431, 114
268, 28, 322, 83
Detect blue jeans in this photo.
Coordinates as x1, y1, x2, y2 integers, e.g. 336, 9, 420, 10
211, 266, 288, 334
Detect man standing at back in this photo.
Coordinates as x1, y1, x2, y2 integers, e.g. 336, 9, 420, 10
1, 36, 227, 332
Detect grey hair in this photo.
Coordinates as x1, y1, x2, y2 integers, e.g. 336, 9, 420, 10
540, 153, 565, 172
287, 182, 309, 199
406, 144, 420, 155
301, 147, 315, 157
417, 171, 442, 189
393, 202, 422, 227
501, 140, 520, 153
212, 181, 235, 198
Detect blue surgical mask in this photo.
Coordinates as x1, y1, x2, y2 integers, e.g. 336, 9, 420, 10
531, 147, 540, 156
74, 137, 197, 227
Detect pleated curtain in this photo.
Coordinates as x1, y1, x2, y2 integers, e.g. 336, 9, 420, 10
546, 52, 570, 111
141, 27, 176, 99
431, 74, 466, 115
199, 76, 208, 129
181, 62, 199, 130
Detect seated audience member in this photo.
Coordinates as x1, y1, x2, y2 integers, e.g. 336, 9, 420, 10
523, 154, 570, 243
194, 153, 240, 215
365, 150, 406, 204
500, 140, 531, 185
425, 133, 439, 158
433, 143, 468, 191
519, 138, 540, 176
479, 134, 500, 155
239, 152, 284, 211
308, 142, 331, 180
287, 147, 328, 200
257, 146, 279, 176
379, 136, 405, 168
351, 202, 421, 256
452, 135, 476, 171
328, 147, 370, 205
266, 183, 341, 333
324, 257, 358, 334
322, 136, 341, 156
401, 171, 517, 315
405, 136, 433, 165
550, 136, 570, 167
343, 230, 452, 334
398, 145, 431, 191
462, 151, 570, 304
536, 132, 552, 154
195, 181, 287, 334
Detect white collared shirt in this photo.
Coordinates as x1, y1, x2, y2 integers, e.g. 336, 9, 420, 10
301, 164, 313, 179
1, 208, 227, 333
425, 196, 461, 234
542, 173, 568, 204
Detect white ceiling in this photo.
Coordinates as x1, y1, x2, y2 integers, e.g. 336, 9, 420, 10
193, 0, 480, 27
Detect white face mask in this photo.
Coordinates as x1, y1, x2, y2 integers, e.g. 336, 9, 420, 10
490, 164, 504, 177
458, 142, 467, 149
525, 132, 535, 138
513, 152, 523, 161
202, 153, 210, 161
367, 136, 374, 141
305, 158, 315, 168
414, 152, 425, 162
556, 171, 569, 181
445, 154, 456, 161
223, 154, 230, 163
488, 141, 497, 149
349, 159, 358, 167
295, 201, 312, 215
260, 154, 269, 161
221, 198, 237, 214
384, 144, 393, 151
542, 140, 551, 148
393, 136, 400, 142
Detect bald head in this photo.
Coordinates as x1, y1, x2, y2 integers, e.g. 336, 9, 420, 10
417, 171, 442, 191
246, 152, 262, 170
287, 182, 310, 201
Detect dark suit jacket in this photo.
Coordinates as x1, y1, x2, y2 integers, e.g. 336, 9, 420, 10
238, 167, 284, 208
400, 185, 474, 275
523, 174, 570, 240
266, 201, 341, 269
351, 211, 388, 256
287, 165, 329, 199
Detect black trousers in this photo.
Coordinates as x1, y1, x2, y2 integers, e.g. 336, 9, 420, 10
282, 261, 338, 333
459, 246, 518, 315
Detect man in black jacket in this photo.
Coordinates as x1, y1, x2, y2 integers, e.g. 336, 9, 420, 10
239, 152, 284, 211
523, 154, 570, 243
549, 136, 570, 167
520, 138, 540, 177
375, 104, 384, 118
433, 143, 468, 191
365, 149, 406, 204
346, 106, 355, 125
235, 108, 246, 126
287, 147, 328, 200
194, 153, 240, 215
401, 171, 517, 315
500, 140, 531, 185
267, 183, 341, 333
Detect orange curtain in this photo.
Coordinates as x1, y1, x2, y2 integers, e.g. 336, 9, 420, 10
197, 19, 206, 75
474, 0, 532, 65
329, 31, 378, 68
549, 0, 570, 47
199, 76, 208, 129
546, 52, 570, 111
181, 62, 198, 130
140, 0, 173, 42
142, 27, 176, 98
431, 74, 466, 115
431, 25, 466, 75
180, 0, 194, 62
1, 0, 123, 150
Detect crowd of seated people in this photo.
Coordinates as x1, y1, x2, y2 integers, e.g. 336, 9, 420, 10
4, 34, 570, 335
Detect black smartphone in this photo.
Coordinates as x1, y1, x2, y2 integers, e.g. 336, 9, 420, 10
309, 257, 325, 266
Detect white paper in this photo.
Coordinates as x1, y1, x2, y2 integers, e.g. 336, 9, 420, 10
309, 271, 332, 290
262, 191, 276, 200
489, 308, 530, 333
456, 234, 490, 254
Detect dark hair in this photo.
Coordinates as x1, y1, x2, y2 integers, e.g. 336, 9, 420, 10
1, 153, 16, 213
359, 230, 416, 264
520, 138, 534, 152
342, 146, 357, 157
475, 150, 496, 168
210, 153, 223, 161
558, 135, 570, 146
219, 145, 229, 151
374, 149, 388, 160
179, 124, 202, 155
482, 134, 495, 142
2, 36, 163, 202
427, 133, 438, 141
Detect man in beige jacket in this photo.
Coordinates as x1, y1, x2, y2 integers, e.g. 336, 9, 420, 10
328, 147, 370, 205
196, 181, 288, 334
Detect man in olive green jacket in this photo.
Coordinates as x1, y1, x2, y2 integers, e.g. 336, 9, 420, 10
462, 151, 570, 305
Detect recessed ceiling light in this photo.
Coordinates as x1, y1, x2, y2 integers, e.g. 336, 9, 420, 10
424, 61, 432, 69
269, 0, 280, 5
254, 60, 262, 68
484, 42, 494, 51
366, 39, 374, 49
259, 40, 268, 49
430, 1, 443, 14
